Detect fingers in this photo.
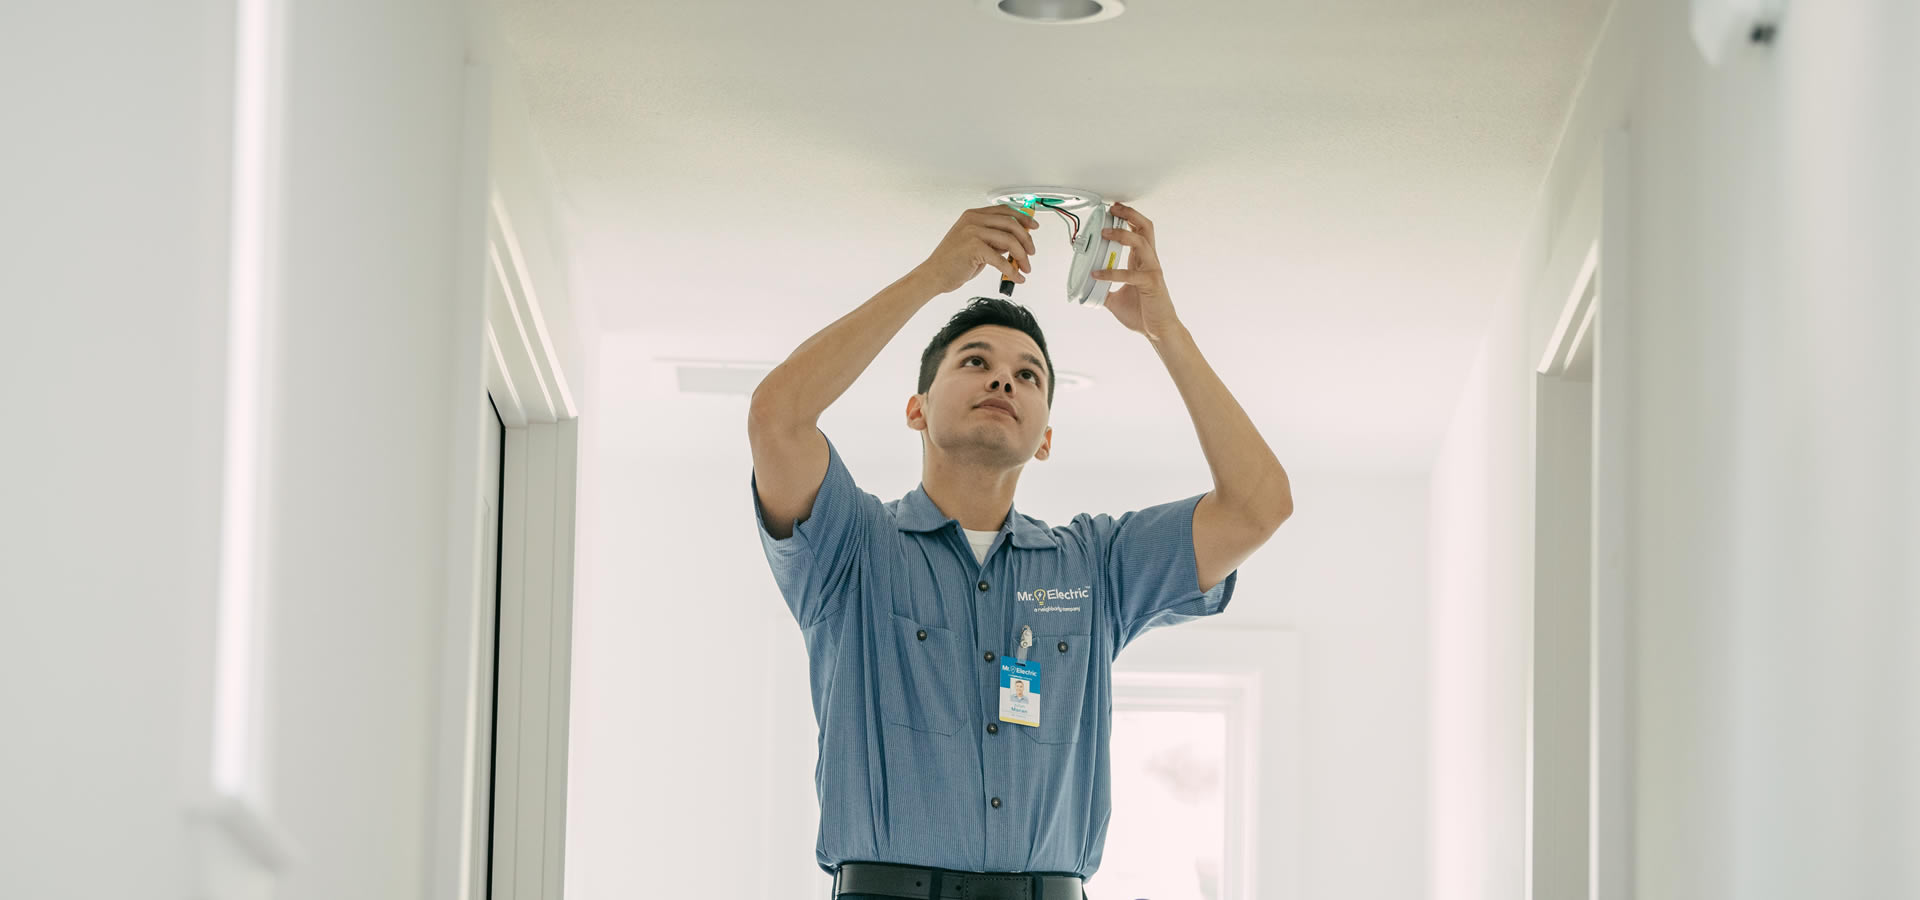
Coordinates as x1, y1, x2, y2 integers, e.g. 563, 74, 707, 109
974, 207, 1039, 259
1100, 226, 1148, 252
986, 250, 1025, 283
1107, 202, 1153, 240
981, 201, 1042, 227
972, 203, 1041, 232
976, 202, 1042, 229
973, 230, 1026, 281
973, 225, 1032, 275
1090, 267, 1151, 286
1100, 227, 1157, 270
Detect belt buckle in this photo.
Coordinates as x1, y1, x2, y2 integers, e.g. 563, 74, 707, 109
952, 872, 1033, 900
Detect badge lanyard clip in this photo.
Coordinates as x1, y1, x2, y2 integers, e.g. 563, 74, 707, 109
1016, 625, 1033, 664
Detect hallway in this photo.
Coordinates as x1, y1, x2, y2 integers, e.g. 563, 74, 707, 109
4, 1, 1914, 899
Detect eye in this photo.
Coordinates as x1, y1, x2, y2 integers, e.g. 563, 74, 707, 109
963, 356, 985, 367
1019, 370, 1039, 383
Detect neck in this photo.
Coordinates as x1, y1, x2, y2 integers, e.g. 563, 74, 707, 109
920, 450, 1024, 532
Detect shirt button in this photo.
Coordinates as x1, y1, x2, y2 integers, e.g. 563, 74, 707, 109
984, 651, 996, 662
916, 630, 927, 641
978, 580, 990, 592
987, 723, 999, 735
1058, 640, 1069, 653
990, 797, 1002, 809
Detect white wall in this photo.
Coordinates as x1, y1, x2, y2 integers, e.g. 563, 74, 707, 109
1, 2, 585, 897
569, 329, 1428, 900
1428, 1, 1919, 898
265, 4, 476, 896
1428, 338, 1523, 900
1252, 468, 1428, 900
2, 3, 235, 894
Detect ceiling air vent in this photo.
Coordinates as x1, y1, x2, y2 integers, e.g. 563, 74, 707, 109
669, 361, 776, 396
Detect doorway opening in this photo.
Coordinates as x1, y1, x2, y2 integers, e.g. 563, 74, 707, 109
1529, 242, 1598, 900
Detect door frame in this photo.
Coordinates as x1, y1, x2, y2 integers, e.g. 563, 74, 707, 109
1524, 126, 1634, 900
430, 61, 581, 900
1529, 238, 1598, 900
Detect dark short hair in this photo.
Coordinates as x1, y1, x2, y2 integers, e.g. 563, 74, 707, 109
917, 296, 1056, 406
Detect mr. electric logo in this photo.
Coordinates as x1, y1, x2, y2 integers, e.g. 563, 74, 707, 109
1016, 585, 1090, 613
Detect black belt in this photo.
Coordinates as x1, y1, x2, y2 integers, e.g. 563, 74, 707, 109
833, 861, 1084, 900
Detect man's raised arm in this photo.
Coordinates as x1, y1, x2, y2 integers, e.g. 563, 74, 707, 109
747, 205, 1039, 539
1089, 202, 1294, 591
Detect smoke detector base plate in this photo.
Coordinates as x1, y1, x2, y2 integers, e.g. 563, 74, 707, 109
989, 186, 1106, 210
987, 186, 1126, 307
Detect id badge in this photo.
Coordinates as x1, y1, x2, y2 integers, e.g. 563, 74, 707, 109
999, 659, 1042, 727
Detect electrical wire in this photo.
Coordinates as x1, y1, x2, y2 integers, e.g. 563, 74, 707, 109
1045, 204, 1080, 240
1004, 194, 1084, 240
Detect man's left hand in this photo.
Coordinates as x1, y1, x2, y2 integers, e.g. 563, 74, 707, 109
1091, 203, 1181, 342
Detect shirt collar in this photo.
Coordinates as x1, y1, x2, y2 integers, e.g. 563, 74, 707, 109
895, 485, 1057, 550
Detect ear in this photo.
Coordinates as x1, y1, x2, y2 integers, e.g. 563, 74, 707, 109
905, 393, 928, 432
1033, 426, 1052, 461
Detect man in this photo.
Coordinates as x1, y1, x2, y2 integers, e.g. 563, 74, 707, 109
748, 202, 1292, 899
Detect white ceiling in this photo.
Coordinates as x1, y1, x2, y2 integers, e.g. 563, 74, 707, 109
500, 0, 1609, 472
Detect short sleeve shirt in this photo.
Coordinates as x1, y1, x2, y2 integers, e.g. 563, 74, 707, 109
752, 435, 1237, 877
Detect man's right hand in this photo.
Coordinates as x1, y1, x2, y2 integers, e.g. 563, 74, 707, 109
749, 204, 1041, 538
911, 205, 1041, 295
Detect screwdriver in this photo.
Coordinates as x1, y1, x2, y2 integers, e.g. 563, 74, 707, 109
998, 199, 1038, 296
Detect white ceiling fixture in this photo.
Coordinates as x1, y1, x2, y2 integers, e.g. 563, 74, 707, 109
1691, 0, 1787, 65
978, 0, 1126, 26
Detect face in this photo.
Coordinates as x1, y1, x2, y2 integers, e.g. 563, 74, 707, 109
1013, 680, 1027, 698
906, 325, 1053, 469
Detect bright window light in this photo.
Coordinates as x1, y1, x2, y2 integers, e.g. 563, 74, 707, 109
1099, 709, 1230, 900
215, 0, 280, 799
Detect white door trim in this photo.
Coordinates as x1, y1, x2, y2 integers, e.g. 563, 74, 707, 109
491, 418, 579, 900
1529, 237, 1599, 900
482, 188, 581, 900
430, 60, 581, 900
1525, 125, 1636, 900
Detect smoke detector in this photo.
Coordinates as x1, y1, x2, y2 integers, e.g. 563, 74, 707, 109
990, 186, 1129, 307
978, 0, 1126, 26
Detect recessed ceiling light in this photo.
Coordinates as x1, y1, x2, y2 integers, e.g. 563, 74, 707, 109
1051, 370, 1095, 393
978, 0, 1126, 26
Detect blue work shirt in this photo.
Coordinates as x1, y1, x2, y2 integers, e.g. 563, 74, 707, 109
752, 436, 1237, 878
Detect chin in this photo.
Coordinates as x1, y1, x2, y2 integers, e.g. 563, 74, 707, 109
940, 428, 1027, 467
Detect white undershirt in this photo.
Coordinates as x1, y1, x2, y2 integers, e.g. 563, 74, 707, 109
962, 528, 997, 565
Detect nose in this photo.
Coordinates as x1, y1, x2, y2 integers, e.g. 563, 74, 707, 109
988, 379, 1013, 393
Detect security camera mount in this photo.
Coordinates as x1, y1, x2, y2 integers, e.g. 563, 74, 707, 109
989, 186, 1129, 307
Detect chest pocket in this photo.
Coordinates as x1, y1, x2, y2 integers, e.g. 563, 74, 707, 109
880, 614, 963, 736
1019, 620, 1094, 745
